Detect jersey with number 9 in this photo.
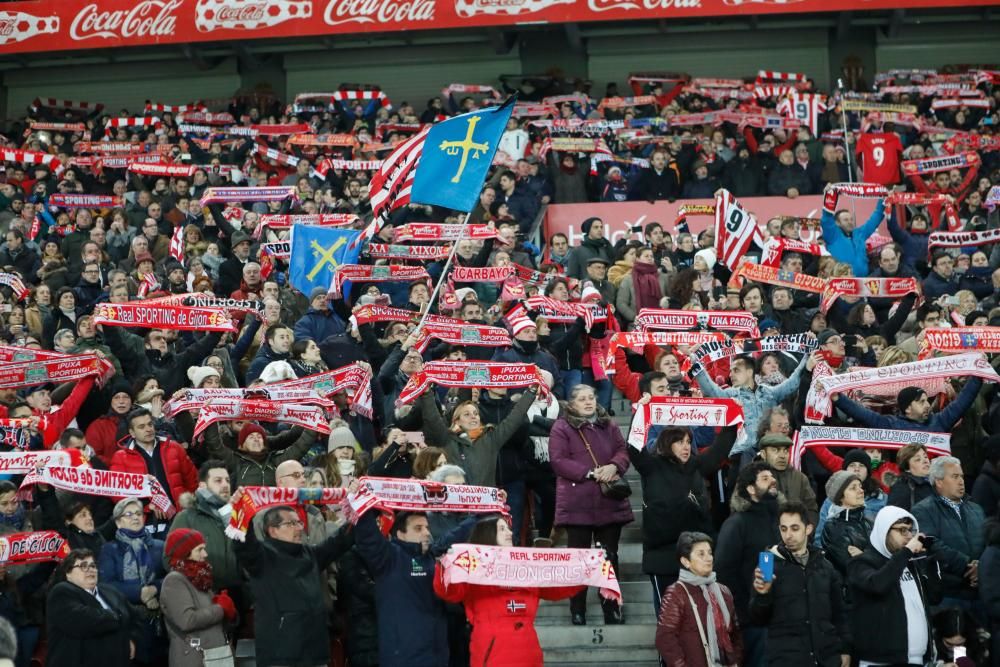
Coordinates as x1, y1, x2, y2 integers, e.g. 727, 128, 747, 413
856, 132, 903, 186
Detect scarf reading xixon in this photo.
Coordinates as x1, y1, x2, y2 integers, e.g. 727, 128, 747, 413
439, 544, 621, 603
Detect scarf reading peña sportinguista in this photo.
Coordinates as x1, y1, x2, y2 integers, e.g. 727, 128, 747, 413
438, 544, 621, 602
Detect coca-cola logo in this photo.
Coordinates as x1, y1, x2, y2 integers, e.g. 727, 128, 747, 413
0, 19, 14, 36
70, 0, 181, 40
218, 5, 266, 21
587, 0, 700, 11
324, 0, 435, 25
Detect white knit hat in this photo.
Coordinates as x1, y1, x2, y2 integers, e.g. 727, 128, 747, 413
186, 366, 220, 388
258, 360, 296, 384
509, 315, 536, 337
695, 248, 717, 271
580, 283, 602, 302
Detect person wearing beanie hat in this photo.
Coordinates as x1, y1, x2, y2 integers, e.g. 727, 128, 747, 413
238, 423, 268, 453
203, 418, 318, 487
757, 431, 819, 523
896, 386, 926, 416
508, 314, 537, 339
842, 449, 872, 476
694, 247, 717, 272
161, 528, 237, 664
327, 426, 360, 455
834, 373, 982, 434
566, 217, 612, 280
258, 359, 297, 384
84, 378, 135, 460
186, 365, 221, 389
820, 471, 872, 575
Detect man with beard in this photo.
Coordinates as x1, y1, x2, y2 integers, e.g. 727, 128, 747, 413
566, 217, 612, 280
715, 461, 782, 667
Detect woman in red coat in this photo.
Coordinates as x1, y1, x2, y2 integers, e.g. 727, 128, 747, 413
656, 531, 742, 667
433, 515, 582, 667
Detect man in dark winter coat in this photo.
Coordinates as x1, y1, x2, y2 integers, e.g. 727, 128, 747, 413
631, 150, 679, 202
565, 217, 612, 280
749, 502, 851, 667
767, 150, 813, 197
715, 461, 782, 667
847, 506, 942, 666
722, 147, 764, 196
233, 500, 353, 667
354, 508, 476, 667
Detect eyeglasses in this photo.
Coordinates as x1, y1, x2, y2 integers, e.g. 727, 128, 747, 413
119, 511, 143, 519
72, 562, 98, 571
891, 525, 914, 536
280, 471, 305, 480
278, 519, 304, 528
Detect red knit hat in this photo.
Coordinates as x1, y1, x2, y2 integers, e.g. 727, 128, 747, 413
238, 423, 268, 449
164, 528, 204, 565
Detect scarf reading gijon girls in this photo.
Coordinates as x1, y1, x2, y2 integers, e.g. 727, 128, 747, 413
791, 426, 951, 470
396, 361, 546, 406
439, 544, 621, 603
634, 309, 760, 336
603, 331, 728, 374
0, 531, 69, 566
20, 466, 175, 517
804, 352, 999, 424
628, 397, 744, 450
346, 476, 507, 523
226, 486, 350, 541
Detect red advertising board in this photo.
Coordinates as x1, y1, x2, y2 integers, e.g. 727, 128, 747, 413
0, 0, 992, 56
543, 195, 879, 246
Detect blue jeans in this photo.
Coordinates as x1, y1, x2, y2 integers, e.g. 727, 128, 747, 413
559, 369, 582, 400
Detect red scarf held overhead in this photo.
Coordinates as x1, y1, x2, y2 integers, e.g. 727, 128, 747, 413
631, 261, 662, 313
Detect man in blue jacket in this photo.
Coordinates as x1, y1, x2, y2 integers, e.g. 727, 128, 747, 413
820, 184, 885, 277
355, 507, 477, 667
293, 287, 347, 343
833, 379, 982, 433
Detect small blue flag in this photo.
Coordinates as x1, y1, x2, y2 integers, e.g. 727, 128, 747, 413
411, 97, 515, 212
288, 226, 361, 296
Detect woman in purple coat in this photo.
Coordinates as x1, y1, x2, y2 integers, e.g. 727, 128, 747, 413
549, 384, 634, 626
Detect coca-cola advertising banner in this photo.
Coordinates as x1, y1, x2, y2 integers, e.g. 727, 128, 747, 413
0, 0, 989, 55
544, 195, 879, 246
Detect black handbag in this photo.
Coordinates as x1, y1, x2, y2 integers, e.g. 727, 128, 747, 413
578, 429, 632, 500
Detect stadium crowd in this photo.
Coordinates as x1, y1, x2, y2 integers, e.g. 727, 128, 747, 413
0, 66, 996, 667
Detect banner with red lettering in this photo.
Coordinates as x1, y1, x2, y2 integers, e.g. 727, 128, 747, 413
820, 276, 920, 313
332, 264, 429, 295
346, 476, 506, 523
634, 309, 760, 336
93, 302, 237, 332
0, 345, 114, 385
351, 304, 418, 326
0, 353, 104, 389
366, 243, 453, 261
396, 361, 545, 406
0, 531, 70, 566
738, 263, 827, 294
0, 449, 75, 473
604, 331, 728, 374
393, 223, 502, 243
269, 363, 374, 418
20, 466, 175, 517
923, 327, 1000, 355
804, 352, 999, 423
192, 400, 330, 438
226, 486, 349, 541
791, 426, 951, 470
451, 266, 513, 283
413, 321, 512, 353
627, 396, 745, 449
439, 544, 621, 603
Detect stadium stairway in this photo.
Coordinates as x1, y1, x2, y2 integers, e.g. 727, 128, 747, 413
536, 395, 660, 666
234, 396, 660, 666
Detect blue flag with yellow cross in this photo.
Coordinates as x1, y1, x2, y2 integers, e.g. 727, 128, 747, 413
288, 226, 362, 296
411, 96, 516, 213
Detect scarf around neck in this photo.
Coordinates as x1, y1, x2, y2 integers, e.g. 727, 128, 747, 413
116, 526, 154, 585
678, 568, 734, 664
176, 559, 214, 592
631, 261, 662, 313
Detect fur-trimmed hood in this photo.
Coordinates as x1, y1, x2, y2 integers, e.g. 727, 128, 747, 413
730, 489, 787, 513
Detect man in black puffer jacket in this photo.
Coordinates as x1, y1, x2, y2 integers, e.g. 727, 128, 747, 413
847, 506, 942, 667
749, 502, 851, 667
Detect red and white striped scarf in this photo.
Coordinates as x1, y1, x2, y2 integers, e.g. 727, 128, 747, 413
791, 426, 951, 470
104, 116, 161, 138
1, 149, 63, 176
193, 400, 331, 438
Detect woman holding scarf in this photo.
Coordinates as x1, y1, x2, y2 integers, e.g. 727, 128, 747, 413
160, 529, 237, 667
656, 531, 742, 667
98, 498, 167, 665
616, 246, 670, 327
433, 515, 582, 667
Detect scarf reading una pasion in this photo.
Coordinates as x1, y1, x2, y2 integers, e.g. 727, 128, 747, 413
804, 352, 1000, 423
439, 544, 621, 603
346, 477, 507, 523
790, 426, 951, 470
634, 309, 760, 336
627, 396, 745, 450
226, 486, 349, 541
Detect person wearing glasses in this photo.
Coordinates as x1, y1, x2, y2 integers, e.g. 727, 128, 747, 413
98, 498, 167, 665
230, 490, 353, 667
847, 506, 943, 667
46, 549, 138, 667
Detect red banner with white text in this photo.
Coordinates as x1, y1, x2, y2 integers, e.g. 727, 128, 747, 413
0, 0, 992, 56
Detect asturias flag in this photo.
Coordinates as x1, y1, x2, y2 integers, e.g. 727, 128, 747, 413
289, 226, 361, 296
411, 97, 515, 213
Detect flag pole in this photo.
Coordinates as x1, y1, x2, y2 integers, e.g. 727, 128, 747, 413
412, 211, 471, 333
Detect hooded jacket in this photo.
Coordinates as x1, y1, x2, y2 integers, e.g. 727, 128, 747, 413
846, 506, 941, 665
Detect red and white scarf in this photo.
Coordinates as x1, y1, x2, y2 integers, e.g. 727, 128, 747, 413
820, 276, 920, 313
927, 228, 1000, 251
257, 213, 358, 232
453, 265, 515, 286
93, 302, 237, 332
332, 265, 430, 296
439, 544, 621, 603
352, 304, 417, 326
313, 158, 383, 177
603, 331, 727, 374
104, 116, 161, 137
397, 361, 545, 406
0, 273, 29, 301
413, 321, 512, 353
146, 102, 206, 114
0, 353, 104, 389
20, 466, 175, 517
47, 194, 123, 209
164, 387, 333, 418
366, 244, 454, 261
902, 151, 980, 176
791, 426, 951, 470
739, 263, 827, 294
192, 400, 330, 438
31, 97, 104, 114
0, 531, 70, 566
804, 352, 999, 423
628, 397, 745, 449
759, 237, 829, 267
634, 309, 760, 336
923, 327, 1000, 355
153, 293, 263, 316
0, 450, 79, 473
393, 223, 502, 243
823, 182, 888, 215
226, 486, 349, 541
269, 363, 374, 418
199, 186, 298, 207
176, 111, 236, 125
0, 148, 64, 176
346, 476, 505, 523
128, 161, 196, 178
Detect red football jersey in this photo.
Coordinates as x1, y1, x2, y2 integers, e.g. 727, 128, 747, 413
855, 132, 903, 185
